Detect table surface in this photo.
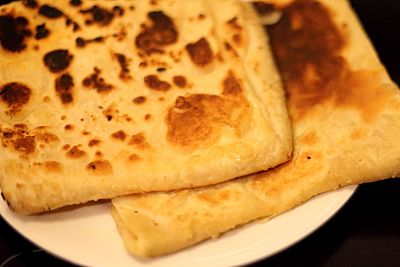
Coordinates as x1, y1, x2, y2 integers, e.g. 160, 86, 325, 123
1, 0, 399, 266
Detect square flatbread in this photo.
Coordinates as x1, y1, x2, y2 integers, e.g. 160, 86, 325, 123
111, 0, 400, 257
0, 0, 292, 214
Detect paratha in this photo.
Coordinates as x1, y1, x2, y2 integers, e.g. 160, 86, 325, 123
111, 0, 400, 257
0, 0, 292, 214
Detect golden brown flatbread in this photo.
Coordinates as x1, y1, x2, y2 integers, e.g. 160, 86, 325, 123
0, 0, 292, 214
111, 0, 400, 257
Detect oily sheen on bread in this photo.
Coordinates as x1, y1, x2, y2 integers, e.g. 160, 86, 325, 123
111, 0, 400, 257
0, 0, 292, 214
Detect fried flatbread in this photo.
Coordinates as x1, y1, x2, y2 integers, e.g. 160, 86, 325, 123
0, 0, 292, 214
111, 0, 400, 257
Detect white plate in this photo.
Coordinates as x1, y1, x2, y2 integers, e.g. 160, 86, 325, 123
0, 185, 356, 267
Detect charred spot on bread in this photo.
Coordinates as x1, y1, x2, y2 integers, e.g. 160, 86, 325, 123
129, 133, 148, 148
82, 67, 114, 93
64, 124, 74, 131
156, 67, 166, 73
79, 5, 123, 26
114, 53, 132, 80
133, 96, 146, 105
69, 0, 82, 7
23, 0, 38, 9
88, 139, 101, 147
112, 6, 124, 16
127, 153, 142, 162
65, 18, 80, 32
39, 5, 64, 19
111, 130, 127, 141
222, 71, 242, 95
0, 82, 31, 114
35, 23, 50, 39
55, 73, 74, 104
75, 36, 104, 48
135, 11, 178, 55
43, 49, 73, 73
144, 75, 171, 91
86, 160, 112, 175
14, 136, 35, 154
185, 37, 213, 67
173, 76, 187, 88
0, 15, 32, 52
66, 145, 86, 158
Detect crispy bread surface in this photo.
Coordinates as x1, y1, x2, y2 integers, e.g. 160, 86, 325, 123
0, 0, 291, 214
112, 0, 400, 257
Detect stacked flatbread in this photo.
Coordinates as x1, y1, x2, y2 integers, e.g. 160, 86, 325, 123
111, 0, 400, 257
0, 0, 291, 214
1, 0, 399, 260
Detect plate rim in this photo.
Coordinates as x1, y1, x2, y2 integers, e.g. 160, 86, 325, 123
0, 185, 357, 267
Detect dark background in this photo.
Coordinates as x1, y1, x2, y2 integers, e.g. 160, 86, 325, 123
1, 0, 400, 266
